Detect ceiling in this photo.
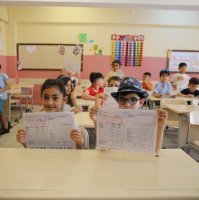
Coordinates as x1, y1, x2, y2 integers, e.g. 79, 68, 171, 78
0, 0, 199, 10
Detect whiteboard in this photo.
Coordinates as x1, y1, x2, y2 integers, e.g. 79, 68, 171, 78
17, 44, 83, 72
168, 50, 199, 73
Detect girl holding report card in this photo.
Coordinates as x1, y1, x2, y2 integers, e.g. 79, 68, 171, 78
16, 79, 82, 149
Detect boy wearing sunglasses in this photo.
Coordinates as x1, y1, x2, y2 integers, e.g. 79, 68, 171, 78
90, 77, 167, 153
153, 69, 173, 98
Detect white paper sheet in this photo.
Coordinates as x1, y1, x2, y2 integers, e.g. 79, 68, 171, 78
103, 87, 118, 108
97, 108, 158, 153
24, 112, 76, 149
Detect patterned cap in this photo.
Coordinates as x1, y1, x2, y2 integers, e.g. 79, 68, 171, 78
111, 77, 148, 99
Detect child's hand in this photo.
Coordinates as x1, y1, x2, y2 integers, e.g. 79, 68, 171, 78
156, 109, 167, 126
176, 76, 184, 81
89, 106, 99, 124
187, 94, 194, 98
154, 93, 162, 98
16, 129, 27, 147
70, 129, 82, 149
95, 93, 108, 108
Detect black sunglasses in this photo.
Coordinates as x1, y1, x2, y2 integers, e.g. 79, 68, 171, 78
117, 95, 140, 105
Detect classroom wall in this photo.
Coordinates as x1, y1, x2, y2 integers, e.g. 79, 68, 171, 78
2, 6, 199, 104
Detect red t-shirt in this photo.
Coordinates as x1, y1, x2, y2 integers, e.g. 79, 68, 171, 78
142, 82, 153, 91
86, 86, 104, 96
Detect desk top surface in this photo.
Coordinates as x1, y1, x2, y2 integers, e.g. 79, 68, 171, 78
165, 104, 199, 113
148, 95, 193, 102
0, 148, 198, 200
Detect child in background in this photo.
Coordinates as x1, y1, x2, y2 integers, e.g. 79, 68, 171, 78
60, 69, 81, 86
177, 77, 199, 98
153, 69, 173, 98
107, 76, 122, 87
57, 75, 81, 113
142, 72, 153, 91
16, 79, 82, 149
105, 60, 125, 83
0, 64, 11, 135
82, 72, 104, 100
89, 77, 167, 153
171, 63, 190, 90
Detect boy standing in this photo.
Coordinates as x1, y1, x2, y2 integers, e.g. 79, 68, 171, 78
177, 77, 199, 98
105, 60, 125, 83
82, 72, 104, 100
172, 63, 190, 90
153, 69, 173, 98
142, 72, 153, 91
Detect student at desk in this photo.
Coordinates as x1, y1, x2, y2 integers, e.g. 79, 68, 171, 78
142, 72, 153, 91
82, 72, 104, 100
153, 69, 173, 98
57, 75, 81, 113
177, 77, 199, 98
0, 64, 11, 135
16, 79, 82, 149
90, 77, 167, 153
107, 76, 122, 87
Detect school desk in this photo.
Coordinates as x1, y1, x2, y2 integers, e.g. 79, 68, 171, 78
2, 86, 22, 128
10, 83, 34, 112
164, 104, 199, 148
148, 96, 193, 109
76, 99, 95, 109
74, 111, 94, 128
0, 148, 198, 200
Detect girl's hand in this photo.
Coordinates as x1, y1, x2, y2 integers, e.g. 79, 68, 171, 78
16, 129, 27, 147
70, 129, 82, 149
156, 109, 167, 126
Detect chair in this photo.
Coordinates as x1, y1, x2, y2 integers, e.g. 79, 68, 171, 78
185, 111, 199, 155
160, 98, 187, 128
79, 126, 89, 149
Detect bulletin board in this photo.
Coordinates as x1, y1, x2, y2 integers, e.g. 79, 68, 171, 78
17, 43, 83, 72
111, 34, 144, 67
167, 50, 199, 73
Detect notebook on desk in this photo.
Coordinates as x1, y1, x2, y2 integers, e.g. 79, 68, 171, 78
24, 112, 76, 149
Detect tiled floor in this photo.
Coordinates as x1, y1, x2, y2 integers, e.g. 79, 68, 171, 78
0, 106, 198, 162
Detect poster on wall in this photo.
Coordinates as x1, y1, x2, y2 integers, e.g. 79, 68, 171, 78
111, 34, 144, 67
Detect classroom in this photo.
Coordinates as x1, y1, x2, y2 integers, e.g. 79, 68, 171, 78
0, 1, 199, 199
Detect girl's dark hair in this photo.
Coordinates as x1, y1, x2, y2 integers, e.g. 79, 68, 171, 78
41, 79, 67, 97
108, 76, 122, 85
57, 75, 72, 87
112, 60, 121, 66
57, 75, 74, 107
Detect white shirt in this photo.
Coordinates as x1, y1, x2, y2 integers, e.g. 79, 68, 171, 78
171, 73, 190, 86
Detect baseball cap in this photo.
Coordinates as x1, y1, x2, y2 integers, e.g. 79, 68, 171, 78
111, 77, 148, 99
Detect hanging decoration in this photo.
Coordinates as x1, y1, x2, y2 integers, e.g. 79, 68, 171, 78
111, 34, 144, 67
